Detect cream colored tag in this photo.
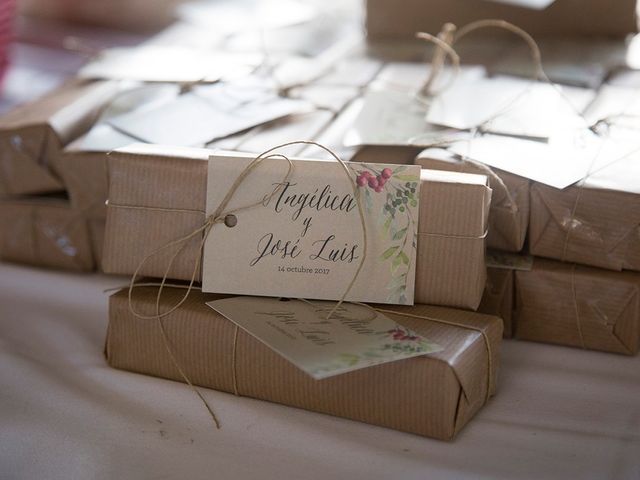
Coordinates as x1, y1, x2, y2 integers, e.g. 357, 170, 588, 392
207, 297, 442, 379
202, 154, 421, 305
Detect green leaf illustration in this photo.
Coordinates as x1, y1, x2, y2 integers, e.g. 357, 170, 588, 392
339, 353, 361, 366
392, 227, 407, 241
399, 251, 410, 265
381, 246, 399, 260
383, 215, 392, 233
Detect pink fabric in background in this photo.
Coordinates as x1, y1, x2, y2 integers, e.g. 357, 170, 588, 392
0, 0, 16, 86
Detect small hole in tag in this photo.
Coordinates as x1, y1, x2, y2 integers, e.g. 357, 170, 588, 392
224, 214, 237, 228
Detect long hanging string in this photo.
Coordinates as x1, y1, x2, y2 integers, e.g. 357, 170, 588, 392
125, 140, 369, 428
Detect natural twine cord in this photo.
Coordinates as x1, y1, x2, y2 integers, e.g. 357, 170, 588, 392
125, 140, 369, 428
569, 264, 587, 350
126, 140, 368, 323
412, 19, 554, 215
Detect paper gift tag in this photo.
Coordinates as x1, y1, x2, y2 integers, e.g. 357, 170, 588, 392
73, 84, 180, 152
344, 89, 464, 147
426, 75, 594, 139
584, 84, 640, 133
207, 297, 442, 379
449, 130, 640, 189
215, 111, 335, 156
108, 90, 312, 147
345, 67, 486, 147
202, 155, 421, 305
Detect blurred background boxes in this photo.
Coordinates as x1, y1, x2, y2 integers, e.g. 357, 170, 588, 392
366, 0, 638, 40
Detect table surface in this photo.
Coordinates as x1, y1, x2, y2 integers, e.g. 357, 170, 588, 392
1, 262, 639, 480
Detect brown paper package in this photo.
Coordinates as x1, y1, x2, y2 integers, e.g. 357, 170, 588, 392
88, 218, 106, 268
479, 267, 514, 338
529, 182, 640, 272
514, 259, 640, 355
0, 198, 94, 271
366, 0, 637, 40
0, 79, 119, 196
57, 148, 109, 220
106, 286, 502, 440
102, 145, 490, 309
416, 148, 529, 253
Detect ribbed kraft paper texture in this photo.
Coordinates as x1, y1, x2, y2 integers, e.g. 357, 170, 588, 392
0, 126, 64, 195
416, 155, 529, 253
57, 150, 109, 219
102, 147, 490, 309
514, 259, 640, 354
529, 183, 640, 272
106, 287, 502, 440
479, 268, 514, 338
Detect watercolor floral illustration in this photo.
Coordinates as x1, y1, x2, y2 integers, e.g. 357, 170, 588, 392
308, 325, 439, 376
349, 163, 420, 304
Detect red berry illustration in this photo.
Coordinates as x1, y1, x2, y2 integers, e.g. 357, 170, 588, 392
377, 175, 386, 186
356, 175, 367, 187
374, 185, 383, 193
381, 168, 392, 179
361, 171, 372, 178
368, 177, 379, 189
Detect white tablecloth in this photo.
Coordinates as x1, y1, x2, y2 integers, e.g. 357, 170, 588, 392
1, 263, 639, 480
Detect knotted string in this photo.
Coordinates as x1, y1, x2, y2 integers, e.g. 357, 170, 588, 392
418, 19, 639, 274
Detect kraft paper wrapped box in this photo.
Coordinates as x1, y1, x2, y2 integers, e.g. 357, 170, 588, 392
102, 144, 491, 310
478, 267, 514, 338
88, 218, 106, 268
106, 286, 502, 440
529, 182, 640, 272
416, 148, 529, 253
0, 198, 94, 271
0, 79, 120, 196
514, 259, 640, 355
366, 0, 638, 40
56, 146, 109, 220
